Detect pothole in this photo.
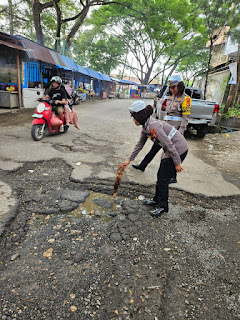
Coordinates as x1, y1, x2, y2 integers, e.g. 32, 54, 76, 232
31, 191, 122, 228
52, 144, 79, 152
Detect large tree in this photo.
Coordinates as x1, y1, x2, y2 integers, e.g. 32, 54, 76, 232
83, 0, 207, 84
0, 0, 139, 46
71, 27, 127, 74
176, 47, 209, 86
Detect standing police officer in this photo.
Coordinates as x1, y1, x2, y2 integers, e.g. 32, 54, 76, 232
131, 75, 191, 183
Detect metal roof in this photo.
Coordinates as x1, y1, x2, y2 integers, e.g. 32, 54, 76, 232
13, 35, 112, 81
0, 32, 28, 51
17, 36, 58, 65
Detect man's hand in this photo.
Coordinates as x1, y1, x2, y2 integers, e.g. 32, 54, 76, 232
122, 159, 131, 169
175, 164, 183, 172
55, 100, 61, 105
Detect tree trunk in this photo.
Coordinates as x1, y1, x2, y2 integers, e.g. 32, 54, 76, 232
143, 66, 154, 85
9, 0, 13, 35
204, 38, 213, 100
54, 1, 62, 50
191, 75, 196, 87
32, 0, 44, 45
66, 5, 89, 47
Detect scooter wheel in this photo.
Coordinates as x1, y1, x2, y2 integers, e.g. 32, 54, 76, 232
31, 124, 45, 141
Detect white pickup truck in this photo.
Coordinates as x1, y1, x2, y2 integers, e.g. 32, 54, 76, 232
157, 87, 219, 138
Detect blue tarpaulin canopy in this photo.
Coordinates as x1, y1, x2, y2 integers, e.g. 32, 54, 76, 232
76, 65, 112, 82
60, 55, 78, 71
77, 65, 90, 77
97, 73, 112, 82
111, 77, 138, 85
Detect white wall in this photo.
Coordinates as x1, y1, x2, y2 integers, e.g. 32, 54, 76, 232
205, 70, 230, 104
22, 88, 44, 108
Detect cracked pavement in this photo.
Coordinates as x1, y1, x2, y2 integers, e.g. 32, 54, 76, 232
0, 99, 239, 319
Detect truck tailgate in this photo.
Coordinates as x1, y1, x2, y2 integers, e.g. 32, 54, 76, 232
190, 99, 215, 120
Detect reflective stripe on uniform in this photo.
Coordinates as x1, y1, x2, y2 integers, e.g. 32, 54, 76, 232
168, 127, 177, 139
163, 115, 183, 121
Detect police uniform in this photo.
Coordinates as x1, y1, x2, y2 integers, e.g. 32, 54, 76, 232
134, 75, 191, 171
129, 101, 188, 214
164, 92, 191, 134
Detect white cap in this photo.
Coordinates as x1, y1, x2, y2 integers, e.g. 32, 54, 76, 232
129, 100, 146, 113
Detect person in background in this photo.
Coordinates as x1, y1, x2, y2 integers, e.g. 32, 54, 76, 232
43, 76, 66, 132
61, 84, 80, 130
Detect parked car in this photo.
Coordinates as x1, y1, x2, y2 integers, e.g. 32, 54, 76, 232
156, 87, 219, 138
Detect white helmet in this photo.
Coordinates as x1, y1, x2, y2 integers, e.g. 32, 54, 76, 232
51, 76, 62, 85
129, 100, 146, 114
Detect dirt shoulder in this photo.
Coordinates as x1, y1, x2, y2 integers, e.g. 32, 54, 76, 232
191, 130, 240, 189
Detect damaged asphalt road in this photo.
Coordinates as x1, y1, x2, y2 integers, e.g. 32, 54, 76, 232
0, 160, 239, 320
0, 99, 240, 319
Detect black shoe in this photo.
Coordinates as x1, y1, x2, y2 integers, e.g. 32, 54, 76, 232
170, 178, 177, 184
143, 200, 157, 206
151, 207, 168, 217
132, 164, 145, 172
65, 125, 70, 131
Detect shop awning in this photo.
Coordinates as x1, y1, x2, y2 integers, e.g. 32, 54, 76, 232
87, 68, 102, 80
111, 77, 138, 85
97, 73, 112, 82
12, 34, 112, 81
17, 35, 60, 65
0, 39, 27, 51
0, 32, 28, 51
77, 65, 91, 77
61, 55, 79, 71
76, 66, 112, 82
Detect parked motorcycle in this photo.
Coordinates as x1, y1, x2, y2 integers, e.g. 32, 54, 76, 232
71, 89, 81, 105
31, 97, 68, 141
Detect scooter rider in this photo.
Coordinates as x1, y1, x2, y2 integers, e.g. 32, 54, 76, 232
122, 100, 188, 217
43, 76, 66, 132
131, 75, 191, 183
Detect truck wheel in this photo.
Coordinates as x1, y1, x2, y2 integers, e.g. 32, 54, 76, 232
31, 124, 45, 141
196, 125, 208, 138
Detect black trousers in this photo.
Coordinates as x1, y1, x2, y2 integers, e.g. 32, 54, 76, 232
140, 142, 161, 169
153, 151, 188, 211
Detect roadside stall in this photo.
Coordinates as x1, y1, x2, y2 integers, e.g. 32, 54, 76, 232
138, 84, 156, 99
0, 32, 27, 109
1, 32, 117, 109
110, 77, 138, 98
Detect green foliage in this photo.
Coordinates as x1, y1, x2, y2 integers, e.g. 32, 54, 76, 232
222, 106, 240, 119
72, 29, 126, 74
87, 0, 208, 83
1, 0, 239, 84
